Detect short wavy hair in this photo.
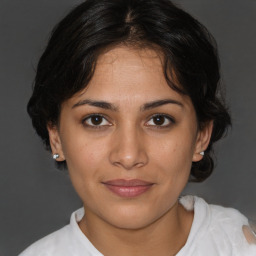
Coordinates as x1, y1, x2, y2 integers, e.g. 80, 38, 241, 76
27, 0, 231, 182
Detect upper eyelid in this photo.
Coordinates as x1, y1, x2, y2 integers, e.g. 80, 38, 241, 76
83, 113, 109, 120
82, 114, 112, 125
144, 114, 175, 129
147, 114, 175, 122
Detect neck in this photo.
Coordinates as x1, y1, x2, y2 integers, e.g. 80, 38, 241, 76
79, 201, 194, 256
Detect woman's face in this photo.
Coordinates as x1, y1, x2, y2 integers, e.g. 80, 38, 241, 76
48, 46, 211, 229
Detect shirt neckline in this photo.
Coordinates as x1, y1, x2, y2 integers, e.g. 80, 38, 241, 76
69, 195, 210, 256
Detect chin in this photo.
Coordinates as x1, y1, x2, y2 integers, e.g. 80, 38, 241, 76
109, 215, 155, 230
102, 204, 166, 230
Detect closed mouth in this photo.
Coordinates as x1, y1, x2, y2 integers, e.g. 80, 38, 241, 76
102, 179, 154, 186
102, 179, 154, 197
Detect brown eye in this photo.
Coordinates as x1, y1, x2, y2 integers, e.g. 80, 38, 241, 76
83, 115, 111, 127
146, 114, 174, 128
91, 115, 103, 125
153, 116, 165, 125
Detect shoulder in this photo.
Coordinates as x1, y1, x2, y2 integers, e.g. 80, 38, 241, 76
208, 202, 256, 242
179, 196, 256, 255
209, 202, 248, 227
18, 207, 102, 256
18, 225, 72, 256
18, 208, 86, 256
243, 225, 256, 245
200, 198, 256, 255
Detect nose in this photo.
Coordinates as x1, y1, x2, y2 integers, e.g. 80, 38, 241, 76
109, 125, 149, 170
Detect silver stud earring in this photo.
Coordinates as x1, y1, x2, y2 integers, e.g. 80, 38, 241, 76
53, 154, 59, 160
200, 151, 205, 156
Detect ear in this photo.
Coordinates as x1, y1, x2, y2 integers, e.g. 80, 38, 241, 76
192, 121, 213, 162
47, 123, 65, 161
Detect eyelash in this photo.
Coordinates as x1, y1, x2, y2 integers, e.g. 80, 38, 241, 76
82, 114, 112, 129
145, 114, 175, 128
82, 113, 175, 130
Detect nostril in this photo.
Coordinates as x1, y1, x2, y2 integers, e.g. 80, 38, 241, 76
111, 159, 146, 170
109, 130, 149, 170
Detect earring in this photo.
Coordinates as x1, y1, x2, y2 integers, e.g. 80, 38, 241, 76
53, 153, 59, 160
200, 151, 205, 156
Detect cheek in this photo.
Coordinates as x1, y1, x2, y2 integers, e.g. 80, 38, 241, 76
150, 129, 195, 183
61, 130, 108, 184
62, 128, 102, 162
62, 137, 107, 203
154, 136, 195, 168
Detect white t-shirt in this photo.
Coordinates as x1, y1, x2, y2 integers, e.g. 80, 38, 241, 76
19, 196, 256, 256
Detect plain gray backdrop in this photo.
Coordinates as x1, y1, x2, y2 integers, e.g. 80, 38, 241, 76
0, 1, 255, 255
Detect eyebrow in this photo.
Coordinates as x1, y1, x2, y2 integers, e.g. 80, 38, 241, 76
141, 99, 183, 111
72, 99, 118, 111
72, 98, 183, 111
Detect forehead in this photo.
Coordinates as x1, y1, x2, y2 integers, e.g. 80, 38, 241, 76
90, 46, 166, 93
68, 46, 191, 108
97, 46, 163, 68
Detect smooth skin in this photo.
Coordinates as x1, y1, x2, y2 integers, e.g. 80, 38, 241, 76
48, 46, 213, 256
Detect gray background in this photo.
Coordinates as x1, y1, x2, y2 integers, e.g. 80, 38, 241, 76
0, 0, 255, 255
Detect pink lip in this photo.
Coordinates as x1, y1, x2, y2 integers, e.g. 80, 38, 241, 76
102, 179, 154, 198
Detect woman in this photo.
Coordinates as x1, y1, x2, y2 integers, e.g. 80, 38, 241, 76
19, 0, 256, 255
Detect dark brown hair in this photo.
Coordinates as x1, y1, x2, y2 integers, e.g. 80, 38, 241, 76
27, 0, 231, 182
